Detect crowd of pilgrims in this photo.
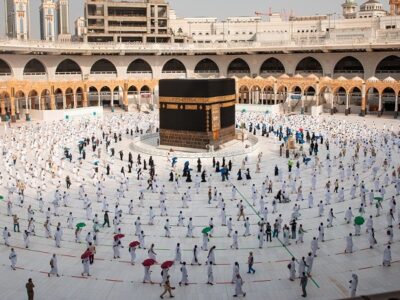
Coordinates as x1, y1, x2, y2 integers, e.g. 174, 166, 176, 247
0, 110, 399, 298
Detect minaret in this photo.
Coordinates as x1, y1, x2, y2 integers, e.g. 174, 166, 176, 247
390, 0, 400, 15
342, 0, 358, 19
5, 0, 30, 40
40, 0, 57, 41
57, 0, 70, 35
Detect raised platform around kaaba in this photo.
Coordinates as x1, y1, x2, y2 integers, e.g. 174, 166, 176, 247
159, 79, 236, 149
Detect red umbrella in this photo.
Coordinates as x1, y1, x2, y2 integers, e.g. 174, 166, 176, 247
161, 260, 174, 270
142, 258, 156, 267
129, 241, 140, 248
81, 251, 91, 259
114, 234, 125, 240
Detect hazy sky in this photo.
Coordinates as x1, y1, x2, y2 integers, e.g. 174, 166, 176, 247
0, 0, 389, 39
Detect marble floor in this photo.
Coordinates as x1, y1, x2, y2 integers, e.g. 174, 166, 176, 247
0, 112, 399, 300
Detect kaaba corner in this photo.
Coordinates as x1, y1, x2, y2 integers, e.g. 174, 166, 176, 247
159, 79, 236, 150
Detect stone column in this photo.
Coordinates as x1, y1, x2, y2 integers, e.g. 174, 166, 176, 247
378, 93, 382, 117
273, 83, 278, 105
395, 93, 398, 119
73, 93, 77, 109
50, 94, 56, 110
25, 96, 30, 121
360, 82, 366, 116
10, 96, 16, 122
330, 92, 334, 115
301, 92, 305, 114
345, 93, 350, 116
16, 97, 20, 120
63, 94, 66, 109
123, 83, 128, 111
0, 99, 6, 121
82, 90, 88, 108
98, 92, 101, 107
315, 83, 320, 106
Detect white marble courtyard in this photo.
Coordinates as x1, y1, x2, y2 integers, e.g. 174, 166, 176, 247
0, 110, 399, 300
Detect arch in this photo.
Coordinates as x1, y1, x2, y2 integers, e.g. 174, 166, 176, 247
113, 86, 123, 106
238, 86, 249, 104
295, 56, 323, 75
100, 86, 112, 107
263, 86, 275, 105
194, 58, 220, 74
227, 58, 250, 76
382, 87, 396, 113
260, 58, 285, 75
76, 87, 84, 108
23, 59, 46, 75
277, 86, 288, 104
375, 55, 400, 78
14, 90, 26, 111
349, 87, 362, 109
54, 88, 64, 109
333, 87, 347, 107
128, 85, 138, 94
127, 59, 152, 74
0, 59, 12, 75
366, 87, 379, 113
90, 59, 117, 74
291, 86, 302, 94
56, 59, 82, 75
250, 85, 262, 104
162, 59, 186, 74
28, 90, 39, 110
334, 56, 364, 77
88, 86, 99, 107
318, 86, 332, 105
40, 89, 51, 110
141, 85, 150, 92
65, 88, 74, 109
127, 85, 139, 104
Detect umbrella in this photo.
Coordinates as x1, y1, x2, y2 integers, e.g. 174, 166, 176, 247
241, 109, 247, 113
202, 227, 212, 234
161, 260, 174, 270
129, 241, 140, 248
81, 251, 91, 259
0, 195, 4, 201
142, 258, 156, 267
114, 234, 125, 240
374, 197, 383, 202
354, 216, 365, 225
76, 222, 86, 229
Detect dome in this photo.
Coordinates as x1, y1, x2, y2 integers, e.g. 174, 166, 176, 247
293, 73, 304, 79
383, 76, 396, 83
336, 76, 348, 81
279, 74, 290, 79
360, 0, 384, 11
352, 76, 364, 81
367, 76, 380, 82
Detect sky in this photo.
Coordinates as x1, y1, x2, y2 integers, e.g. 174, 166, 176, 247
0, 0, 390, 39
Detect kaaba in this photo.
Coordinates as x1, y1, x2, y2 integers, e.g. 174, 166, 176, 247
159, 79, 236, 149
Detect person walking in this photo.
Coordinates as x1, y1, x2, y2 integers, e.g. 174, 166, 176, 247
160, 275, 175, 299
247, 252, 255, 274
26, 278, 35, 300
300, 272, 308, 297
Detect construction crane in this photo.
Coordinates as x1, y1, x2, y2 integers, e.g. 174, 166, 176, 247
254, 7, 272, 19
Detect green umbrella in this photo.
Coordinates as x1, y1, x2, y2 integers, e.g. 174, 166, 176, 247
76, 222, 86, 229
374, 197, 383, 202
202, 227, 212, 234
241, 109, 247, 113
0, 195, 4, 201
354, 216, 365, 225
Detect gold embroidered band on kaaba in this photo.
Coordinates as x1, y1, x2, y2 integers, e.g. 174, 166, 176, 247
159, 94, 236, 104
